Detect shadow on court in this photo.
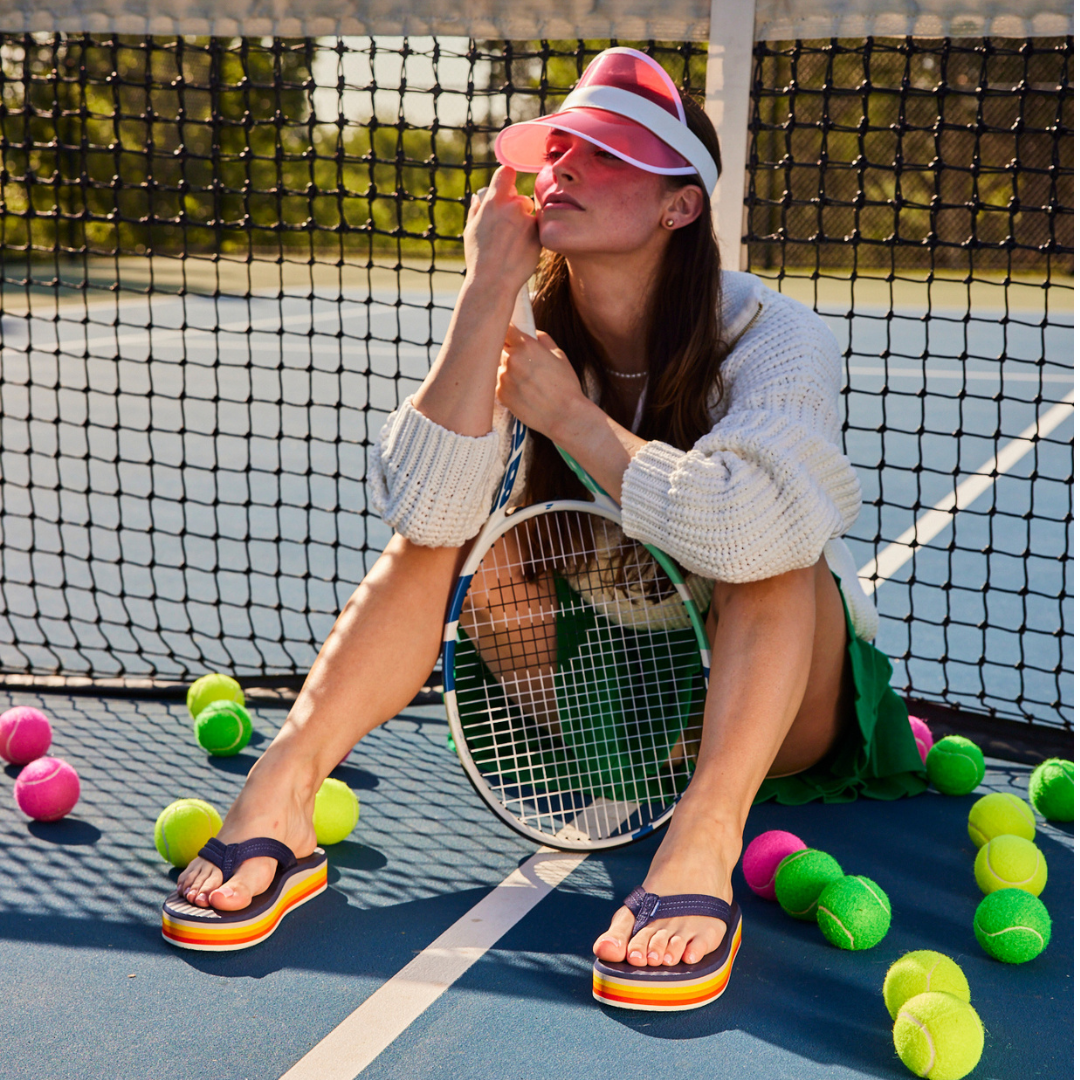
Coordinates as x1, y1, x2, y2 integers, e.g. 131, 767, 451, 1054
0, 691, 1072, 1080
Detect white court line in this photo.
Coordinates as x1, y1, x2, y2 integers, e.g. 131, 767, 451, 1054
278, 848, 587, 1080
3, 304, 374, 357
859, 392, 1074, 593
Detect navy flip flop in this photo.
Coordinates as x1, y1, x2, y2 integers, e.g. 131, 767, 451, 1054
592, 886, 743, 1010
161, 837, 327, 951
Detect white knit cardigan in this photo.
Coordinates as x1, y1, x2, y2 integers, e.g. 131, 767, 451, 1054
369, 271, 879, 641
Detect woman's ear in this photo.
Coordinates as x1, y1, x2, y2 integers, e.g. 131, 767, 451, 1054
663, 184, 705, 229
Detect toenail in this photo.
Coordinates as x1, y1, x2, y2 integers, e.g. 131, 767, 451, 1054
647, 952, 659, 962
629, 951, 642, 961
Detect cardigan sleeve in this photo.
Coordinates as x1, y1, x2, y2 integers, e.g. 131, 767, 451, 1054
620, 290, 863, 583
368, 395, 516, 547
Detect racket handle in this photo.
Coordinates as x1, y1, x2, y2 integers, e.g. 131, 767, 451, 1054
511, 283, 536, 337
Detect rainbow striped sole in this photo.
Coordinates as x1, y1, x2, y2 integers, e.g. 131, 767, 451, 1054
592, 910, 742, 1011
161, 850, 328, 951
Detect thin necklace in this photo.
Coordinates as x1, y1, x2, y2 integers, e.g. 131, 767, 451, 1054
602, 366, 648, 379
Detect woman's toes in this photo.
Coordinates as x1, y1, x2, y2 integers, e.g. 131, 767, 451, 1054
626, 928, 654, 966
207, 855, 277, 912
592, 907, 634, 962
185, 866, 222, 906
683, 922, 726, 965
662, 935, 684, 965
645, 928, 672, 966
593, 935, 627, 963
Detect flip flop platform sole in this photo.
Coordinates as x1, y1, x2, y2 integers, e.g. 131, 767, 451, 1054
161, 850, 327, 951
592, 912, 742, 1011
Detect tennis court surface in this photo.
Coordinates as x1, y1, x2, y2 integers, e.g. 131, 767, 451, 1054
0, 692, 1072, 1079
0, 6, 1073, 1079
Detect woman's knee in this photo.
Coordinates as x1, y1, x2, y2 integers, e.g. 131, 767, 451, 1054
704, 564, 817, 643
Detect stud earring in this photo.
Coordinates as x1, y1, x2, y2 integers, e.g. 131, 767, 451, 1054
665, 219, 675, 227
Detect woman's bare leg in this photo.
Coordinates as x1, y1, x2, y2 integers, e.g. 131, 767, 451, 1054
177, 534, 467, 910
593, 556, 850, 966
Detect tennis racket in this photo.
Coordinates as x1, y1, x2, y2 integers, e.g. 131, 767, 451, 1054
442, 282, 712, 851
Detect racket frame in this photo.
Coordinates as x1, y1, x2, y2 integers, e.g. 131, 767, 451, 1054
441, 280, 712, 851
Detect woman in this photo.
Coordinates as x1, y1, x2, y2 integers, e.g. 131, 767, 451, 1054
174, 48, 925, 987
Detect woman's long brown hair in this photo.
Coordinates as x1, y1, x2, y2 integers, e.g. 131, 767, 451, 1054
521, 91, 727, 506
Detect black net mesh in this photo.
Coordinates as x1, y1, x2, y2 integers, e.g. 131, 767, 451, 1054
0, 35, 1071, 733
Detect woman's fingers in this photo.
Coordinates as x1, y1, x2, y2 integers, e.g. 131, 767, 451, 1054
489, 164, 518, 198
466, 185, 489, 219
464, 167, 539, 288
535, 330, 568, 360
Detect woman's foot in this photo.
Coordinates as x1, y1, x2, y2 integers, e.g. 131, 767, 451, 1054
593, 797, 742, 967
175, 753, 318, 912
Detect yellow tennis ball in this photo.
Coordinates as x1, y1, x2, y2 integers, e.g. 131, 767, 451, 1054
187, 673, 245, 719
893, 992, 984, 1080
154, 798, 222, 868
967, 792, 1036, 848
313, 778, 359, 845
882, 950, 971, 1022
974, 833, 1047, 896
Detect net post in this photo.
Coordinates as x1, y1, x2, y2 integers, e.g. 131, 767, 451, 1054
705, 0, 756, 271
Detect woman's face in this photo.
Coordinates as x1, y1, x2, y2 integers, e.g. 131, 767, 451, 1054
532, 130, 700, 256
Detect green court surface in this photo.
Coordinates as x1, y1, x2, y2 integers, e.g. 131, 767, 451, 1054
0, 692, 1072, 1080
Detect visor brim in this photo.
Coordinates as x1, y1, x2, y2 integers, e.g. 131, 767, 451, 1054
494, 109, 698, 179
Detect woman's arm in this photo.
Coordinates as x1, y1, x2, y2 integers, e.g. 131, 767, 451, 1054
617, 295, 862, 583
412, 168, 540, 436
495, 325, 646, 501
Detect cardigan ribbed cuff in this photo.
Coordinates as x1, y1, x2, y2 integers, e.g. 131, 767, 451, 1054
372, 398, 506, 547
620, 438, 694, 551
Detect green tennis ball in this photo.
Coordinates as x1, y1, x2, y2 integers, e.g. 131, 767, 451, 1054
193, 700, 252, 756
815, 874, 891, 950
893, 992, 984, 1080
882, 951, 971, 1022
313, 778, 359, 845
774, 848, 844, 921
187, 673, 245, 720
1028, 758, 1074, 821
974, 833, 1047, 896
154, 798, 222, 868
974, 888, 1052, 963
967, 791, 1036, 848
925, 735, 985, 795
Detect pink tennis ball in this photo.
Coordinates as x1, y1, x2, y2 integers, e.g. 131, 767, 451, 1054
14, 756, 80, 821
0, 706, 53, 765
742, 830, 807, 900
909, 715, 933, 763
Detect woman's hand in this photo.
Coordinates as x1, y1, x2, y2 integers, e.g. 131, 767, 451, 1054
496, 326, 588, 440
464, 166, 540, 295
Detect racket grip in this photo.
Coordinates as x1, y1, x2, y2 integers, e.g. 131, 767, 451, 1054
511, 284, 536, 337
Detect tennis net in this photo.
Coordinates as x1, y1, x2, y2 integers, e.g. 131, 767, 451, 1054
0, 34, 1071, 738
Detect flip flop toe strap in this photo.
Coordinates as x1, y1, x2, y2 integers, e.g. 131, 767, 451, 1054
623, 886, 732, 936
198, 836, 298, 879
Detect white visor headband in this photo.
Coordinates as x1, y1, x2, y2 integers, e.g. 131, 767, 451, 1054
558, 84, 719, 196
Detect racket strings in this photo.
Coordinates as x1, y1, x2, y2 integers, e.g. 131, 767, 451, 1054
453, 509, 707, 841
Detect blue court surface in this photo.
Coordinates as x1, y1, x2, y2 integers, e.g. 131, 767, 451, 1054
0, 691, 1072, 1080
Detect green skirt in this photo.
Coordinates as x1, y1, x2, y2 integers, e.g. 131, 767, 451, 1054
451, 574, 927, 808
752, 576, 928, 806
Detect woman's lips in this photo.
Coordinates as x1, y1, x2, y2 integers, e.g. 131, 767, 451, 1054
542, 194, 583, 210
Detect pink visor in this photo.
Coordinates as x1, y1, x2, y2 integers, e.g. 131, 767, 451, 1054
493, 48, 718, 195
